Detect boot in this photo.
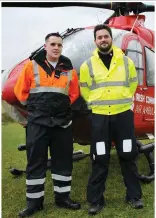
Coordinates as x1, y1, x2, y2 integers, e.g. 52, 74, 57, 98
18, 203, 43, 217
55, 198, 81, 210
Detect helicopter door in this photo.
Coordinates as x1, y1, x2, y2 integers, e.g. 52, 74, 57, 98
125, 38, 145, 125
143, 47, 155, 124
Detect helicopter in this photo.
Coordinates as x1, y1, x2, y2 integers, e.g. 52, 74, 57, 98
2, 2, 155, 183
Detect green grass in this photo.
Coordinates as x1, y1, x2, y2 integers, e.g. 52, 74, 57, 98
2, 123, 154, 218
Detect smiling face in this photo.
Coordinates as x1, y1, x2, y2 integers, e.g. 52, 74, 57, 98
44, 36, 63, 62
94, 29, 112, 53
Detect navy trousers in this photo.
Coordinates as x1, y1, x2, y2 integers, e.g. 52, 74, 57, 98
87, 110, 142, 205
26, 122, 73, 206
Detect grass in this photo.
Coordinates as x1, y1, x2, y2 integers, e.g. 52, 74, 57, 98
2, 123, 154, 218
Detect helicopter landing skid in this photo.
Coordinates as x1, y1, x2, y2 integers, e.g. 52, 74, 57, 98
137, 140, 154, 183
10, 145, 89, 176
10, 141, 154, 184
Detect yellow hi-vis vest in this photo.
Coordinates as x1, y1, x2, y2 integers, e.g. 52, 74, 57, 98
80, 46, 138, 115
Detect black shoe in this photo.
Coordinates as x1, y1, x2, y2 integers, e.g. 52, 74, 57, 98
18, 204, 43, 217
126, 198, 143, 209
88, 204, 104, 215
55, 198, 81, 210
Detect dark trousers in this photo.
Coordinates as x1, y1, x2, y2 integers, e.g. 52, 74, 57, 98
87, 110, 142, 205
26, 122, 73, 206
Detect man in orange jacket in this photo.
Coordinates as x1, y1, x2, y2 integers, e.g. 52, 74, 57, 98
14, 32, 80, 217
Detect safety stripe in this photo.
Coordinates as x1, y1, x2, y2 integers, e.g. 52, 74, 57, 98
20, 100, 27, 105
31, 60, 72, 94
54, 186, 71, 193
129, 76, 138, 83
65, 70, 72, 93
123, 55, 130, 87
90, 81, 127, 90
86, 58, 94, 78
89, 98, 132, 106
86, 55, 130, 89
30, 87, 68, 95
80, 82, 88, 87
68, 70, 72, 81
52, 174, 72, 181
26, 178, 45, 185
32, 60, 40, 87
26, 191, 44, 198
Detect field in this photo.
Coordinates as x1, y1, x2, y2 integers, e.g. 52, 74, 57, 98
2, 122, 154, 218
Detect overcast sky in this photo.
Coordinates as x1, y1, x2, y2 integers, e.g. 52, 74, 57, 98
1, 6, 155, 70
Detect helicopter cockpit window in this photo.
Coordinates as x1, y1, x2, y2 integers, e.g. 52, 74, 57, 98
112, 29, 126, 47
125, 40, 144, 86
145, 47, 155, 87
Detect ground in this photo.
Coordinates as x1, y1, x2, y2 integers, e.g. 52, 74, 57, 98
2, 123, 154, 218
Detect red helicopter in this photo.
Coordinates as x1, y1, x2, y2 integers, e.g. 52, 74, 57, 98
2, 2, 155, 182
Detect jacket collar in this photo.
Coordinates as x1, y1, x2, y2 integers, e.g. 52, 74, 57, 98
93, 45, 124, 60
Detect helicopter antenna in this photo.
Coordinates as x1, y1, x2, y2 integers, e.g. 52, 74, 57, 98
130, 15, 139, 33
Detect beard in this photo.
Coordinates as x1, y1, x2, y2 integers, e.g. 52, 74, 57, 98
97, 42, 112, 53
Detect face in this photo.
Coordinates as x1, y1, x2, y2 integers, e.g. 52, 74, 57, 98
44, 36, 63, 61
94, 29, 112, 53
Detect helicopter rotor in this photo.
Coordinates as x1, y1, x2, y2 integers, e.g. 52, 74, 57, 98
2, 2, 155, 16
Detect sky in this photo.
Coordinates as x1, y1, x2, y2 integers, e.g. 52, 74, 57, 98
1, 5, 155, 70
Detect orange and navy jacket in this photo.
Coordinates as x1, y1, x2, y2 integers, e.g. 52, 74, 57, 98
14, 50, 79, 127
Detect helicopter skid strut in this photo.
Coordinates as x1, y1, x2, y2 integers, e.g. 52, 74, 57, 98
137, 140, 154, 183
10, 141, 154, 184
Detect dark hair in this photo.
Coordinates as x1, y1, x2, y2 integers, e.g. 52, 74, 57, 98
45, 32, 63, 41
94, 24, 112, 40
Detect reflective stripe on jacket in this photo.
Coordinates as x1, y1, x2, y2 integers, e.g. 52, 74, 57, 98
14, 59, 79, 105
80, 45, 138, 115
14, 55, 79, 127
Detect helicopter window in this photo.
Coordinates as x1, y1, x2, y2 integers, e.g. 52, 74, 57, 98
112, 29, 126, 47
145, 47, 154, 87
62, 28, 127, 76
62, 29, 96, 76
125, 40, 144, 85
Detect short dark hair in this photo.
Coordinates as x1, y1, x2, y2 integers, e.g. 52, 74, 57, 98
45, 32, 63, 41
94, 24, 112, 40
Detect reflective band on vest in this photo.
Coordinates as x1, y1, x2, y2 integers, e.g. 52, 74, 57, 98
88, 98, 132, 106
86, 55, 130, 90
31, 60, 72, 95
79, 82, 89, 87
123, 55, 129, 87
32, 60, 40, 87
30, 87, 68, 94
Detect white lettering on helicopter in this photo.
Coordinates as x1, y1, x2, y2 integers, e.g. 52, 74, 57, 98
143, 106, 155, 115
135, 94, 154, 105
135, 93, 145, 102
146, 96, 154, 105
135, 105, 142, 114
135, 104, 154, 116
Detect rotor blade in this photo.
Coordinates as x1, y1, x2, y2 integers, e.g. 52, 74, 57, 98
142, 4, 155, 12
2, 2, 154, 14
129, 3, 155, 13
2, 2, 115, 10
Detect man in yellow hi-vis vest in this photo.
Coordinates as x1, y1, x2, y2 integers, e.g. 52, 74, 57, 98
80, 24, 143, 215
